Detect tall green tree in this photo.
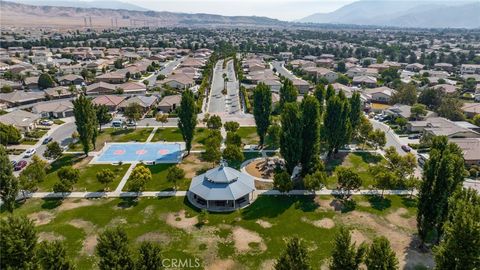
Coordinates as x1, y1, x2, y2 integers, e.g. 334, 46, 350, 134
314, 84, 326, 115
38, 73, 55, 89
95, 104, 112, 132
73, 95, 98, 155
96, 227, 134, 270
417, 136, 465, 246
124, 103, 143, 125
19, 155, 49, 196
266, 123, 281, 149
391, 83, 417, 105
275, 237, 311, 270
280, 102, 302, 174
330, 226, 366, 270
37, 240, 75, 270
44, 141, 63, 160
336, 167, 362, 198
349, 92, 362, 132
136, 241, 163, 270
0, 123, 21, 145
253, 83, 272, 146
127, 166, 152, 193
325, 84, 335, 101
96, 169, 115, 191
365, 236, 398, 270
300, 96, 320, 175
178, 90, 197, 154
323, 94, 351, 155
273, 171, 293, 193
279, 79, 298, 110
0, 145, 19, 212
166, 166, 185, 190
206, 115, 222, 129
434, 188, 480, 270
0, 215, 38, 269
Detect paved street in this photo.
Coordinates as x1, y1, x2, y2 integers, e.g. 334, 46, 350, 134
370, 119, 407, 155
272, 60, 297, 80
207, 60, 227, 113
143, 56, 186, 86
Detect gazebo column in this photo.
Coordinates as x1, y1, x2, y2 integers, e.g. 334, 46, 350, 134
233, 199, 236, 208
206, 200, 209, 209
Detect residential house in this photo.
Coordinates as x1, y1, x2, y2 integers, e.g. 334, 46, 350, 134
162, 73, 194, 90
59, 64, 83, 75
450, 138, 480, 165
405, 63, 425, 72
0, 91, 45, 107
346, 67, 378, 78
120, 81, 147, 94
0, 110, 40, 132
433, 84, 457, 94
86, 82, 117, 95
407, 117, 480, 138
434, 63, 453, 72
462, 103, 480, 118
58, 74, 84, 86
23, 76, 39, 89
352, 76, 377, 88
279, 52, 293, 61
0, 79, 23, 90
44, 86, 75, 99
364, 86, 395, 104
291, 78, 310, 94
32, 100, 74, 118
386, 104, 436, 120
461, 64, 480, 74
303, 67, 338, 83
91, 95, 126, 112
158, 94, 181, 113
118, 96, 157, 112
96, 71, 127, 84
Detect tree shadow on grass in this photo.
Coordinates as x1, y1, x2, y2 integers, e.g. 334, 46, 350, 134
401, 196, 418, 209
117, 197, 138, 209
41, 198, 63, 210
324, 152, 348, 172
367, 196, 392, 211
242, 195, 318, 220
355, 151, 383, 164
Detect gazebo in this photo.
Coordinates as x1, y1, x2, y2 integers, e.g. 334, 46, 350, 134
187, 162, 256, 212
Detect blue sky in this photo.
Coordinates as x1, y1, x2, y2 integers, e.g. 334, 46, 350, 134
125, 0, 355, 20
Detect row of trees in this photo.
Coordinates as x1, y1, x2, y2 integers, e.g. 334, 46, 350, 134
0, 215, 165, 270
275, 227, 398, 270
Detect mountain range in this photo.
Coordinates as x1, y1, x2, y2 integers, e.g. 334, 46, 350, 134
299, 0, 480, 29
1, 0, 479, 29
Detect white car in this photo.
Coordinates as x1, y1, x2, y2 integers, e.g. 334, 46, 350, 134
39, 119, 53, 126
24, 148, 36, 157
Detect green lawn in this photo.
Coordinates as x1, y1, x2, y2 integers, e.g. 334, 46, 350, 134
237, 127, 259, 145
38, 154, 130, 192
325, 152, 383, 189
70, 128, 153, 151
192, 127, 210, 150
151, 127, 183, 142
2, 195, 422, 270
130, 164, 191, 191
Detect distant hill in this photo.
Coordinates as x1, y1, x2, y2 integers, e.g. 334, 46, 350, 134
8, 0, 149, 11
299, 0, 480, 29
0, 0, 285, 28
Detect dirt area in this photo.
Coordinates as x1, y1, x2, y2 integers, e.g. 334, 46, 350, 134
245, 159, 274, 180
301, 217, 335, 229
69, 219, 95, 234
256, 219, 273, 228
314, 197, 344, 212
165, 210, 198, 232
340, 211, 434, 269
38, 232, 65, 242
260, 259, 276, 270
232, 226, 266, 252
107, 217, 127, 227
57, 199, 97, 212
255, 180, 273, 190
206, 259, 240, 270
28, 211, 55, 226
350, 229, 370, 246
82, 234, 98, 255
72, 156, 93, 169
179, 154, 212, 179
136, 232, 171, 244
142, 205, 155, 216
386, 208, 416, 230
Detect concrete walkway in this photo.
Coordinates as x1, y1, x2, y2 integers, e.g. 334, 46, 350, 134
113, 162, 138, 193
20, 189, 415, 200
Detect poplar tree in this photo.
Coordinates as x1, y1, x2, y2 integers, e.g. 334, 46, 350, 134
275, 237, 311, 270
137, 241, 163, 270
365, 237, 398, 270
0, 216, 38, 269
417, 136, 465, 246
279, 79, 298, 110
253, 83, 272, 146
37, 240, 75, 270
96, 227, 134, 270
300, 96, 320, 175
73, 95, 98, 155
349, 92, 362, 133
314, 84, 326, 115
434, 188, 480, 270
178, 90, 197, 154
280, 102, 302, 174
330, 226, 366, 270
0, 145, 19, 212
323, 93, 351, 155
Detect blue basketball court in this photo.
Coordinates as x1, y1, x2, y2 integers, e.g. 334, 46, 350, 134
93, 142, 183, 164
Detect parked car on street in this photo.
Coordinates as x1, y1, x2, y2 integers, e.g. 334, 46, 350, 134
39, 119, 53, 126
408, 134, 421, 139
14, 160, 28, 171
42, 137, 53, 144
11, 160, 17, 167
24, 148, 36, 157
401, 145, 411, 152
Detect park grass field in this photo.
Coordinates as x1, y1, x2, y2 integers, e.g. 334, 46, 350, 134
151, 127, 183, 142
2, 195, 432, 270
237, 127, 259, 145
38, 154, 130, 192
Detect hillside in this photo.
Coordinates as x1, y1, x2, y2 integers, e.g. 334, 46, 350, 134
299, 0, 480, 29
9, 0, 149, 11
0, 0, 285, 28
